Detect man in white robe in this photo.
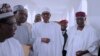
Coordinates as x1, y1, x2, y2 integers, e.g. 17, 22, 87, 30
32, 10, 64, 56
13, 5, 32, 45
65, 11, 99, 56
29, 13, 42, 56
13, 5, 32, 56
0, 38, 24, 56
14, 22, 32, 45
0, 3, 24, 56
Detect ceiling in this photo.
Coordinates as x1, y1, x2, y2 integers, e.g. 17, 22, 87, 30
0, 0, 82, 16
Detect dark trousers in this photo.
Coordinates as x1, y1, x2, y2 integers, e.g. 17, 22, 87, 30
98, 48, 100, 56
62, 50, 66, 56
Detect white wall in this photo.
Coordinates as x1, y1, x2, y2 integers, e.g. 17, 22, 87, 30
87, 0, 100, 38
1, 0, 100, 29
87, 0, 100, 29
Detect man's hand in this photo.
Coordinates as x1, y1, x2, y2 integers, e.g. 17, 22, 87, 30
26, 44, 33, 51
76, 51, 84, 56
41, 38, 50, 43
76, 50, 89, 56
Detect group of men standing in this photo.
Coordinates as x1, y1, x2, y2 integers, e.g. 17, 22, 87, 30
32, 10, 99, 56
0, 3, 100, 56
31, 9, 100, 56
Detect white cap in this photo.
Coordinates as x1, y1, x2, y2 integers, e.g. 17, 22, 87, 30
41, 7, 51, 14
0, 12, 14, 19
0, 4, 13, 19
13, 5, 24, 12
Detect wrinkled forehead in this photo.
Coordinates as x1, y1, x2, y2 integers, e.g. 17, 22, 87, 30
5, 18, 16, 26
0, 16, 16, 25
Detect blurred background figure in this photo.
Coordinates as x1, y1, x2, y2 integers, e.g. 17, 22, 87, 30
13, 5, 32, 56
59, 19, 68, 56
29, 13, 41, 56
34, 14, 41, 23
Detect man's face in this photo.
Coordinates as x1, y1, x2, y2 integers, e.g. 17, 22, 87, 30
61, 24, 67, 31
0, 16, 17, 38
76, 17, 86, 26
42, 11, 51, 22
15, 10, 28, 23
35, 14, 41, 22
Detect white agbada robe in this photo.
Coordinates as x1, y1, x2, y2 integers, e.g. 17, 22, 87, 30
65, 25, 99, 56
32, 22, 64, 56
0, 38, 24, 56
14, 22, 32, 45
